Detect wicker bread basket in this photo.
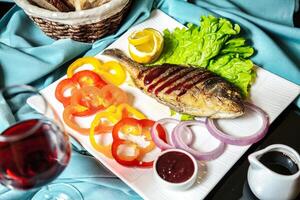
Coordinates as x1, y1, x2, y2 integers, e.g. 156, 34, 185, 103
14, 0, 132, 42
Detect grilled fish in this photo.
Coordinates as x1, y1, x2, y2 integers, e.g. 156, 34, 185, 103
103, 49, 244, 118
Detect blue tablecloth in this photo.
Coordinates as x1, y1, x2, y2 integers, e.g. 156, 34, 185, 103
1, 0, 300, 199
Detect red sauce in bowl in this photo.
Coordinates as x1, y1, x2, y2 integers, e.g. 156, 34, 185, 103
156, 151, 195, 183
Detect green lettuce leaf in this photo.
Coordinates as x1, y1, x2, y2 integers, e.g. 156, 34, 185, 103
154, 15, 256, 97
207, 55, 255, 96
170, 109, 177, 116
180, 114, 195, 121
169, 109, 195, 121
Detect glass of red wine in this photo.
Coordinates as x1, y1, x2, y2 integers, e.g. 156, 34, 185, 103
0, 85, 82, 199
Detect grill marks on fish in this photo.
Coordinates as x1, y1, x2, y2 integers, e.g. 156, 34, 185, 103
137, 67, 152, 80
147, 66, 183, 93
139, 65, 216, 97
143, 65, 174, 86
168, 70, 213, 96
162, 69, 199, 95
154, 68, 195, 96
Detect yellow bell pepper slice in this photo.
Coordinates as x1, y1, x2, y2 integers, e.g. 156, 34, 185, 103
89, 103, 146, 157
116, 104, 146, 136
89, 106, 119, 158
95, 61, 126, 86
116, 103, 146, 120
67, 57, 102, 78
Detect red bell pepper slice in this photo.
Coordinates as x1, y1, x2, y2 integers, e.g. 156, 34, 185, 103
55, 70, 106, 107
72, 70, 106, 88
63, 104, 104, 135
99, 84, 128, 107
111, 140, 141, 166
70, 86, 105, 116
111, 118, 167, 167
55, 79, 78, 107
63, 105, 91, 135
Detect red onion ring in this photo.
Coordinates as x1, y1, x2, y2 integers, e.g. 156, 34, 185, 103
206, 102, 269, 146
172, 120, 226, 161
150, 118, 194, 150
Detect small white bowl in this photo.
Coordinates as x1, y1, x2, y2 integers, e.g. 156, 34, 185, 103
153, 149, 198, 190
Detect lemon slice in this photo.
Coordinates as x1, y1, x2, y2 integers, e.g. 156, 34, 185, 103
128, 28, 164, 64
128, 30, 152, 46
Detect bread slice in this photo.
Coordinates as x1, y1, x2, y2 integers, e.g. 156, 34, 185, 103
61, 0, 76, 10
29, 0, 75, 12
67, 0, 111, 10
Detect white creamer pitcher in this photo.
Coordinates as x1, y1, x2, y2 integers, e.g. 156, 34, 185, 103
247, 144, 300, 200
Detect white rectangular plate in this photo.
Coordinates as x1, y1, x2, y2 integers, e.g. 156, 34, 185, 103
28, 10, 300, 200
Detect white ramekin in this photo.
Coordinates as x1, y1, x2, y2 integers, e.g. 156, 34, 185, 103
153, 149, 198, 190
